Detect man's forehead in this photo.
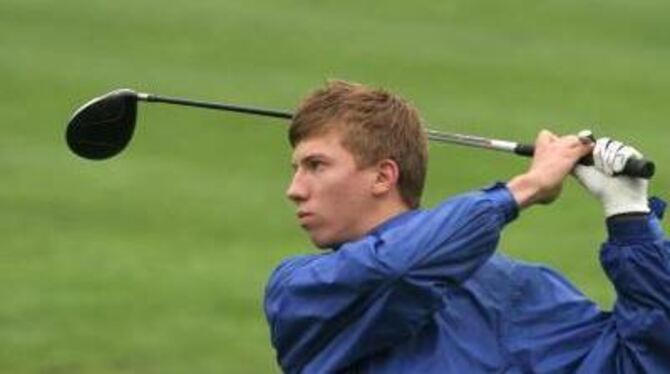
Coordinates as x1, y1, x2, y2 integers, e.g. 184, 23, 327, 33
291, 131, 347, 161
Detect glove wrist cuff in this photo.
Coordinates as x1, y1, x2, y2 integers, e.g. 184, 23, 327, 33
606, 212, 664, 244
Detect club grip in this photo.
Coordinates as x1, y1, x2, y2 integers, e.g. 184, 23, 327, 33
513, 143, 535, 157
619, 157, 655, 179
513, 143, 655, 179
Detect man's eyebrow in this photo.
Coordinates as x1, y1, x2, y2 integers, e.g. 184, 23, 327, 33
291, 153, 331, 167
304, 153, 329, 161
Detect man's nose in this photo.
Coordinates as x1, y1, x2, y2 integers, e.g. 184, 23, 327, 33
286, 171, 308, 202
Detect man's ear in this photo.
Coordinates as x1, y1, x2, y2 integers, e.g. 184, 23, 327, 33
371, 159, 400, 196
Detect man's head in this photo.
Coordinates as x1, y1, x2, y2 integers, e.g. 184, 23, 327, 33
286, 80, 427, 248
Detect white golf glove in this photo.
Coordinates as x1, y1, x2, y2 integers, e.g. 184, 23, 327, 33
573, 138, 650, 218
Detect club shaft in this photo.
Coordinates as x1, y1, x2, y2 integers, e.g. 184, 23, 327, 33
424, 129, 520, 153
136, 92, 654, 178
139, 93, 523, 152
140, 93, 293, 120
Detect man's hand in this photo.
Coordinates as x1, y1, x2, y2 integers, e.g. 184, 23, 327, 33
507, 130, 593, 209
573, 138, 649, 217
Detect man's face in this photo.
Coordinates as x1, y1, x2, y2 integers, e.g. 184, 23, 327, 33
286, 130, 379, 248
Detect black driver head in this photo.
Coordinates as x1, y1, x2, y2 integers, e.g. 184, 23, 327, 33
66, 89, 139, 160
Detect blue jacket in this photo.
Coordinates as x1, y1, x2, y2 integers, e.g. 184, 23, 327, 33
265, 184, 670, 373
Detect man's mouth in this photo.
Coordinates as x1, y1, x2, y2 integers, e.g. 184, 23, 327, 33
297, 211, 315, 227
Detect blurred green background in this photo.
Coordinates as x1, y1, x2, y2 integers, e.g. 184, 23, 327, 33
1, 0, 668, 372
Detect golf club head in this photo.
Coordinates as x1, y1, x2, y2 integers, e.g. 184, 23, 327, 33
66, 88, 139, 160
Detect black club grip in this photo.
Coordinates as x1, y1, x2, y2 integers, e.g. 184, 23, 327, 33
619, 157, 655, 179
513, 143, 655, 179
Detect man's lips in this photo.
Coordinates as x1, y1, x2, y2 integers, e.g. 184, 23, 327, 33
296, 211, 316, 226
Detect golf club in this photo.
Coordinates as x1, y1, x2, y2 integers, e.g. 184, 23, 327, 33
65, 88, 656, 179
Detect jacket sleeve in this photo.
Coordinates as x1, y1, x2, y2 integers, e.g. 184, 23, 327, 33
506, 198, 670, 373
589, 199, 670, 372
264, 185, 518, 373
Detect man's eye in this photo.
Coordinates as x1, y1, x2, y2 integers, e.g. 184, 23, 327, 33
307, 160, 324, 170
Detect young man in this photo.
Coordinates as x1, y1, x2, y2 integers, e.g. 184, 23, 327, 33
264, 81, 670, 373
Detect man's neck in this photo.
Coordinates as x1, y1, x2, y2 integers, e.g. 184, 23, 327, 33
359, 199, 411, 236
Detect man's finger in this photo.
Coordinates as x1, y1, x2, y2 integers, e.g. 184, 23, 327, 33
604, 140, 624, 175
593, 138, 611, 175
536, 129, 558, 145
558, 134, 593, 159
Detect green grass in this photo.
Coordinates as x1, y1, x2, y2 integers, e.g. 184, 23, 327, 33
1, 0, 669, 372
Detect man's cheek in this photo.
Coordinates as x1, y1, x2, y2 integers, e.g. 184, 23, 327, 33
329, 179, 356, 199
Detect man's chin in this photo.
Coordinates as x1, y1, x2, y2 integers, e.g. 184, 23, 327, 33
306, 230, 354, 250
305, 230, 340, 249
309, 236, 336, 250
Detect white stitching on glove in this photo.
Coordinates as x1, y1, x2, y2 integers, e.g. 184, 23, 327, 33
573, 137, 650, 217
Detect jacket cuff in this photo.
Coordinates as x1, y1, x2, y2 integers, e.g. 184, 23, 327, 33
606, 214, 665, 245
483, 182, 519, 224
